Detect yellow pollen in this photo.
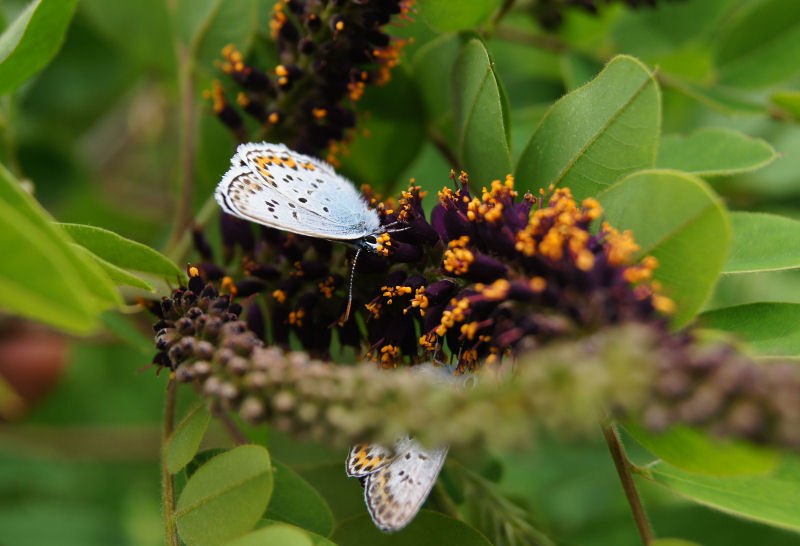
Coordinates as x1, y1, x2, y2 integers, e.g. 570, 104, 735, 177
272, 289, 287, 304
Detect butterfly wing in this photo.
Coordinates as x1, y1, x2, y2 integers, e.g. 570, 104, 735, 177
363, 438, 448, 532
233, 142, 380, 233
216, 167, 374, 241
346, 442, 396, 478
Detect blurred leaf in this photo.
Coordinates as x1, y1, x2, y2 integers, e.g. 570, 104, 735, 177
81, 0, 174, 73
226, 522, 313, 546
412, 32, 465, 143
714, 0, 800, 89
598, 170, 730, 326
639, 454, 800, 532
175, 0, 219, 48
723, 212, 800, 274
624, 424, 777, 476
192, 0, 259, 73
176, 445, 274, 546
58, 223, 184, 280
260, 520, 336, 546
559, 51, 603, 91
331, 511, 491, 546
0, 200, 97, 332
70, 244, 154, 291
0, 162, 121, 328
771, 90, 800, 121
339, 70, 426, 191
662, 76, 766, 116
0, 0, 78, 95
699, 303, 800, 357
294, 462, 367, 524
650, 540, 703, 546
516, 55, 660, 200
452, 38, 512, 187
418, 0, 498, 32
265, 461, 334, 536
657, 128, 778, 177
166, 402, 212, 474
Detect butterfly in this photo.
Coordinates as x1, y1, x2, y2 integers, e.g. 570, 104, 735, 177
346, 437, 448, 532
214, 142, 385, 253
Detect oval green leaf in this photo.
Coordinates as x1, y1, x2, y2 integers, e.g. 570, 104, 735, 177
176, 445, 274, 546
771, 90, 800, 121
0, 0, 78, 95
58, 223, 183, 280
265, 461, 334, 537
332, 511, 491, 546
657, 128, 778, 177
259, 520, 336, 546
191, 0, 259, 73
166, 402, 212, 474
723, 212, 800, 274
714, 0, 800, 89
70, 244, 153, 291
624, 424, 777, 476
225, 523, 313, 546
418, 0, 498, 32
661, 76, 766, 116
598, 170, 731, 326
516, 55, 660, 200
0, 162, 120, 325
639, 455, 800, 532
452, 38, 512, 187
699, 302, 800, 357
0, 199, 97, 333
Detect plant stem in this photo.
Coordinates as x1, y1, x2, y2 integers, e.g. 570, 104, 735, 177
166, 195, 219, 265
161, 377, 180, 546
428, 127, 460, 170
167, 43, 198, 253
601, 421, 654, 545
213, 407, 249, 445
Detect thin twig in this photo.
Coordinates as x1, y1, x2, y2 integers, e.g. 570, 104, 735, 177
161, 377, 180, 546
601, 421, 654, 545
166, 195, 219, 265
428, 127, 461, 170
167, 44, 198, 252
213, 408, 249, 445
486, 0, 517, 36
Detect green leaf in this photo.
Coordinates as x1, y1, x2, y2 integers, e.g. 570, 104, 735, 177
191, 0, 259, 73
0, 0, 78, 95
771, 90, 800, 122
714, 0, 800, 89
259, 520, 336, 546
294, 462, 368, 524
723, 212, 800, 274
559, 52, 604, 91
166, 403, 212, 474
70, 244, 153, 291
331, 511, 492, 546
516, 55, 660, 200
661, 76, 767, 116
0, 199, 97, 333
225, 523, 313, 546
265, 461, 334, 537
452, 38, 512, 187
699, 303, 800, 357
338, 70, 426, 191
598, 170, 731, 326
0, 162, 120, 322
413, 33, 464, 127
650, 540, 703, 546
58, 223, 184, 280
624, 424, 777, 476
418, 0, 498, 32
186, 448, 227, 479
657, 128, 778, 177
176, 445, 274, 546
639, 455, 800, 532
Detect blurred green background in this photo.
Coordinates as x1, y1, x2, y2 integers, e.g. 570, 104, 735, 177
3, 0, 800, 544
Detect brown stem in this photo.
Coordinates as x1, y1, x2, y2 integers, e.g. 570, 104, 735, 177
428, 127, 460, 170
213, 407, 249, 445
601, 421, 654, 545
161, 378, 180, 546
486, 0, 517, 36
167, 44, 198, 252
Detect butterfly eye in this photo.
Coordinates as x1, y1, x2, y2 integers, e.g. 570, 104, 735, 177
364, 235, 377, 244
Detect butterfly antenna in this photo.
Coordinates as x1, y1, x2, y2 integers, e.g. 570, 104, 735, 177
344, 248, 361, 321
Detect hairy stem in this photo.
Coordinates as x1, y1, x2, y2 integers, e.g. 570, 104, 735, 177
161, 377, 179, 546
601, 421, 654, 545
